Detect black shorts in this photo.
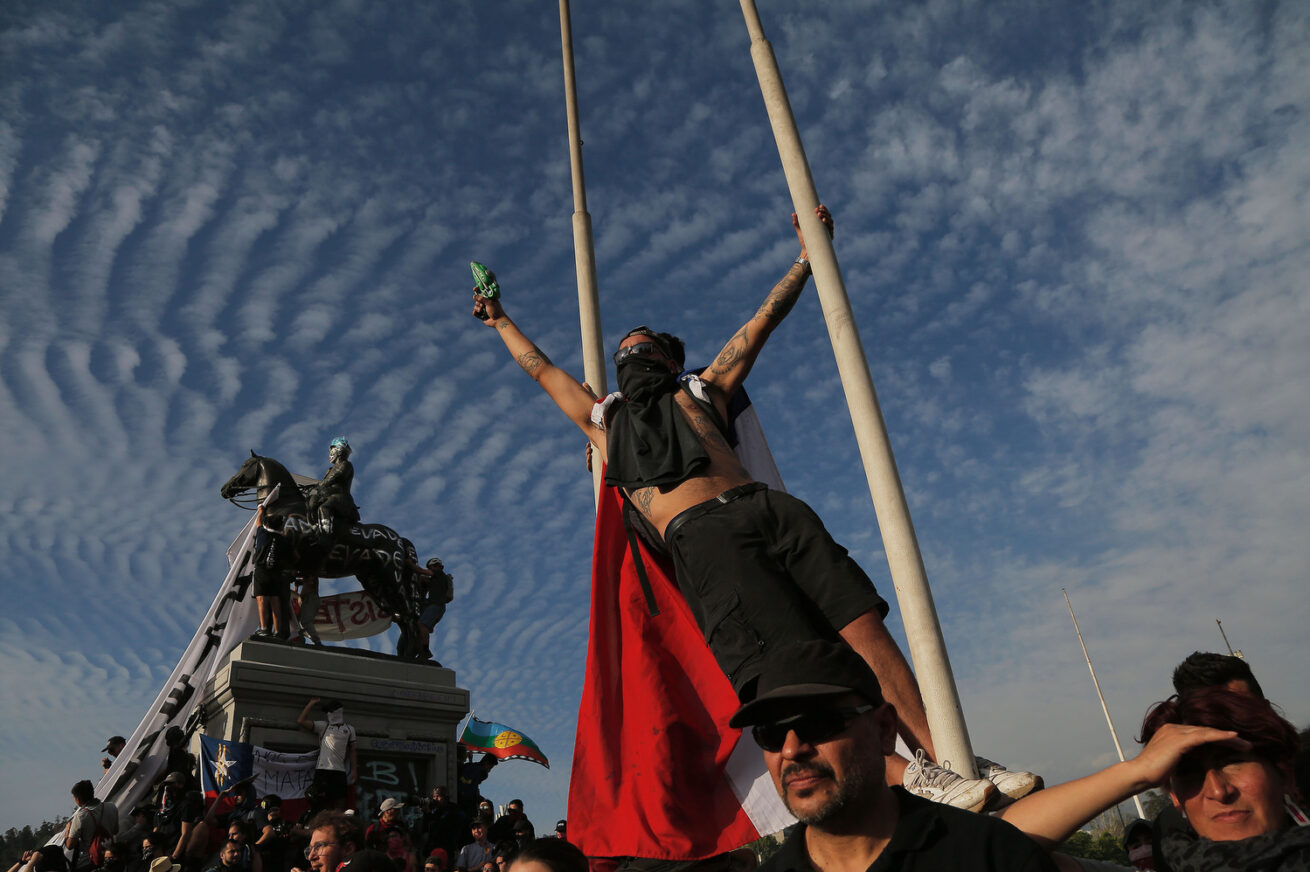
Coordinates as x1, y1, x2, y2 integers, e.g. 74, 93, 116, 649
311, 768, 348, 802
253, 566, 290, 598
664, 483, 888, 699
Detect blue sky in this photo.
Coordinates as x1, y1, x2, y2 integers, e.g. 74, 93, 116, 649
2, 0, 1308, 832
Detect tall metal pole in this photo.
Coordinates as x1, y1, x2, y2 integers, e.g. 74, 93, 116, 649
739, 0, 975, 777
1216, 619, 1239, 658
559, 0, 607, 504
1064, 589, 1146, 819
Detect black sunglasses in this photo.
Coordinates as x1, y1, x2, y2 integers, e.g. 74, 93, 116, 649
612, 341, 665, 366
750, 704, 874, 752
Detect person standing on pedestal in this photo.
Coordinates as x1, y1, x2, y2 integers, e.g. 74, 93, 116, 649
298, 698, 358, 811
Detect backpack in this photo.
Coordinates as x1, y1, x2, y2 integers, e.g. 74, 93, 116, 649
435, 571, 454, 604
86, 804, 111, 868
254, 527, 286, 569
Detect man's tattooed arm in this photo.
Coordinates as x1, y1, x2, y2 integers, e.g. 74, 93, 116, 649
754, 262, 810, 323
710, 325, 749, 375
475, 296, 600, 437
516, 346, 551, 376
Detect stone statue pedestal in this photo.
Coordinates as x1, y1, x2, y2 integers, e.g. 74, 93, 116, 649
198, 640, 468, 810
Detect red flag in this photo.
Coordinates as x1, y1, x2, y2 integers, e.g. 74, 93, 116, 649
566, 479, 788, 860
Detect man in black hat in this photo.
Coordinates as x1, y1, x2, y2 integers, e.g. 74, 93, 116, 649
102, 736, 127, 770
732, 641, 1057, 872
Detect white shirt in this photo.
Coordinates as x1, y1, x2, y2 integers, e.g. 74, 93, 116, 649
312, 721, 356, 771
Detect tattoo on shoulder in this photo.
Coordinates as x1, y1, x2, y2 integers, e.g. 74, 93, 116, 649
516, 346, 551, 375
685, 405, 731, 451
710, 325, 749, 374
632, 487, 656, 515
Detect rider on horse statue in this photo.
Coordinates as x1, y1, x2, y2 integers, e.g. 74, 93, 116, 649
308, 436, 361, 536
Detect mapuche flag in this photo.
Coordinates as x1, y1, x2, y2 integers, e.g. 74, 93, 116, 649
459, 717, 549, 768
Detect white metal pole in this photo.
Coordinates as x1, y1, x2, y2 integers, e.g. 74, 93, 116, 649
739, 0, 976, 777
559, 0, 607, 505
1064, 589, 1147, 819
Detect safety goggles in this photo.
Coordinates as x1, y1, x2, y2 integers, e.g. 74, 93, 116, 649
750, 704, 874, 752
612, 341, 665, 367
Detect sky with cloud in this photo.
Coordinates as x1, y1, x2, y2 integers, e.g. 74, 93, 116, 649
2, 0, 1307, 832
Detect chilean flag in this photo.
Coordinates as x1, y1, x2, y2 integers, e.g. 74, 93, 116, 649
566, 386, 795, 860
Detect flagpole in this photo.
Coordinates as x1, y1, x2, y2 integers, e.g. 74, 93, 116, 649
1064, 589, 1146, 819
738, 0, 976, 777
559, 0, 607, 506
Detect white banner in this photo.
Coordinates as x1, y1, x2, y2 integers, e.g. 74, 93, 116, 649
297, 590, 394, 641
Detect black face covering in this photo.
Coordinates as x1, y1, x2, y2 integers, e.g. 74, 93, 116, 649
615, 355, 677, 400
604, 357, 710, 490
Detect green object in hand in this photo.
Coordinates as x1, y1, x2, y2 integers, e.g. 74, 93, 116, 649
471, 261, 500, 300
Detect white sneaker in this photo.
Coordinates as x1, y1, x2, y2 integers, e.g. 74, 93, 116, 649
903, 749, 995, 813
975, 756, 1043, 807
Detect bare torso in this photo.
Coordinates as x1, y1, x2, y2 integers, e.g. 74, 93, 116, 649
616, 387, 754, 538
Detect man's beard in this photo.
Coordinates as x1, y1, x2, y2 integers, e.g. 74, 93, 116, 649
780, 759, 867, 826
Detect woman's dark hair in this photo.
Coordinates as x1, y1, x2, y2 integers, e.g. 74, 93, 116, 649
1141, 686, 1299, 767
509, 839, 587, 872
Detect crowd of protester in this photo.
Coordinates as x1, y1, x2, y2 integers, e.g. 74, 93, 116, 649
9, 650, 1305, 872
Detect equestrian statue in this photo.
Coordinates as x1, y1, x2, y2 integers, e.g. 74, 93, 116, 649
220, 442, 432, 659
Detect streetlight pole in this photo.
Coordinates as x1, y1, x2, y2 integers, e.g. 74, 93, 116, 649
559, 0, 607, 505
738, 0, 976, 777
1064, 589, 1146, 819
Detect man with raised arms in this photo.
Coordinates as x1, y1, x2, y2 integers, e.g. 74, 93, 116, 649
472, 208, 1030, 809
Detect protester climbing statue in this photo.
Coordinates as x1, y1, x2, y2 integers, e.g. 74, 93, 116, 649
220, 447, 441, 659
307, 436, 361, 537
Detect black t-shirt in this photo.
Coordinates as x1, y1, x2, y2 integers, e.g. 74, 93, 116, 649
759, 788, 1058, 872
155, 790, 203, 839
257, 819, 292, 872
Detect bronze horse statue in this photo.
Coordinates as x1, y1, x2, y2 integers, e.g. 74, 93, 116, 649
220, 451, 428, 658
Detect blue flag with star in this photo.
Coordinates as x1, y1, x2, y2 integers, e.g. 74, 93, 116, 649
200, 735, 255, 794
200, 735, 318, 801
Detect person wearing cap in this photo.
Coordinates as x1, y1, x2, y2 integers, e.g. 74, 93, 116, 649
153, 773, 202, 863
732, 640, 1057, 872
298, 698, 358, 811
256, 797, 292, 872
102, 736, 127, 771
114, 803, 155, 868
365, 798, 416, 872
1121, 819, 1154, 871
471, 211, 1036, 811
551, 821, 565, 842
453, 821, 492, 872
417, 786, 465, 863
